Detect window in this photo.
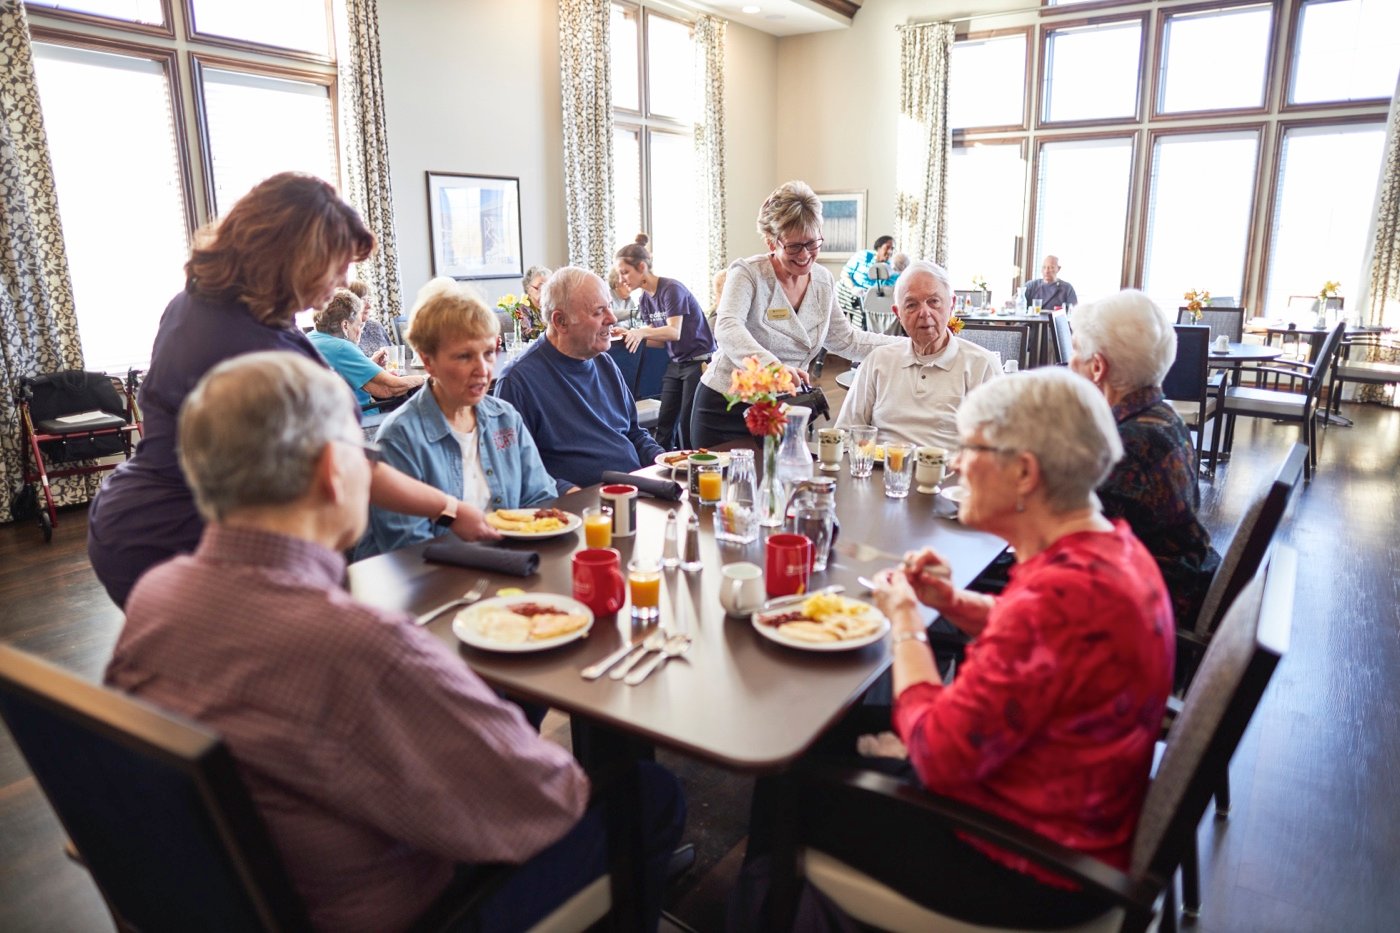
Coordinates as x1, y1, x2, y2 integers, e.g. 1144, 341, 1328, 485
1033, 136, 1135, 301
1142, 130, 1260, 313
610, 2, 703, 297
1263, 122, 1387, 316
1158, 4, 1273, 114
946, 143, 1026, 299
25, 1, 341, 372
1290, 0, 1400, 105
950, 33, 1027, 131
1042, 20, 1143, 124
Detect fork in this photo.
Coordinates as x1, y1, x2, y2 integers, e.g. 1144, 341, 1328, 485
624, 633, 692, 686
414, 578, 489, 626
833, 540, 906, 565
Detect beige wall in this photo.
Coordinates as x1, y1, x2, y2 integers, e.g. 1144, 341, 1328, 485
720, 21, 780, 269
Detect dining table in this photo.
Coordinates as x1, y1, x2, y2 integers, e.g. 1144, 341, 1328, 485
1251, 320, 1387, 364
347, 449, 1007, 928
956, 310, 1054, 367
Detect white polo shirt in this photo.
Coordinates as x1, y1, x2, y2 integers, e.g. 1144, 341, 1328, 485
833, 336, 1001, 451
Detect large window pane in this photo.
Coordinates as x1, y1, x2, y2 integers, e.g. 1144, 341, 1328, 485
1159, 5, 1272, 113
189, 0, 330, 56
199, 67, 337, 217
1033, 137, 1134, 302
648, 131, 704, 298
32, 43, 188, 371
611, 2, 639, 111
947, 144, 1026, 301
646, 14, 694, 121
1043, 21, 1142, 123
26, 0, 164, 25
1292, 0, 1400, 105
1264, 123, 1386, 317
950, 34, 1027, 130
613, 126, 642, 250
1142, 131, 1259, 314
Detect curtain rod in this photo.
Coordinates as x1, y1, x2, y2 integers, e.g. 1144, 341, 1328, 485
903, 3, 1047, 28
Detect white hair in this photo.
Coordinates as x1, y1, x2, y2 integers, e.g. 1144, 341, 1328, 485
957, 368, 1123, 514
541, 265, 603, 330
1071, 289, 1177, 390
178, 352, 358, 521
894, 260, 952, 306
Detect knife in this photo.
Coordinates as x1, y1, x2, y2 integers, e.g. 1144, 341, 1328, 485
760, 584, 844, 612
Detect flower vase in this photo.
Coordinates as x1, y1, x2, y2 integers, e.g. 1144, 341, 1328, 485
513, 315, 523, 345
757, 434, 784, 527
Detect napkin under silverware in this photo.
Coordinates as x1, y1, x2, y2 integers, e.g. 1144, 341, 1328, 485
424, 539, 539, 577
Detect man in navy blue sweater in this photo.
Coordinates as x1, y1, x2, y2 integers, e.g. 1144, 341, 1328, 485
497, 267, 664, 495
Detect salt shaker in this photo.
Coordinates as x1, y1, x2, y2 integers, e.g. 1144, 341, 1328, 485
661, 510, 680, 570
680, 512, 703, 572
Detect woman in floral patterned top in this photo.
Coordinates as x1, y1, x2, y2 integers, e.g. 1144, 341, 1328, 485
1069, 289, 1221, 629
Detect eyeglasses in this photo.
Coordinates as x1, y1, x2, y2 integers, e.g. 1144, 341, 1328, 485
777, 237, 824, 257
954, 442, 1018, 459
338, 437, 383, 464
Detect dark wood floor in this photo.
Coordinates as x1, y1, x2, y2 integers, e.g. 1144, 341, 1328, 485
2, 376, 1398, 932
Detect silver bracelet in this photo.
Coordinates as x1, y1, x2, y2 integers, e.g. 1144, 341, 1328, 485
891, 629, 929, 647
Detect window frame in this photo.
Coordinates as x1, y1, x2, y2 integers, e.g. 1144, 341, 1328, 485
1281, 0, 1400, 113
23, 0, 175, 38
950, 26, 1034, 137
1037, 12, 1149, 129
181, 0, 335, 65
1150, 0, 1277, 121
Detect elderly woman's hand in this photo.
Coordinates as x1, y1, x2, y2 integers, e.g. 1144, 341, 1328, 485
903, 547, 955, 610
871, 568, 920, 620
451, 504, 502, 542
624, 329, 647, 353
370, 347, 390, 367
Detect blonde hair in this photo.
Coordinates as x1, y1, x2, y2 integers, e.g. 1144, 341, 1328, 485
405, 278, 498, 357
756, 180, 822, 243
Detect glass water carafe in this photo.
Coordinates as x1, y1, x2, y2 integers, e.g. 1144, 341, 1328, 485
784, 477, 840, 572
716, 448, 760, 545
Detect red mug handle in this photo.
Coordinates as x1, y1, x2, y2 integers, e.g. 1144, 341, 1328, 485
603, 565, 625, 613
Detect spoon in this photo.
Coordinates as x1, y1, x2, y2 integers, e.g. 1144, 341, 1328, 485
625, 634, 692, 686
610, 630, 667, 680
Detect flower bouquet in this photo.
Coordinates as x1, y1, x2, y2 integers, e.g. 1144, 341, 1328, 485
724, 357, 797, 526
1317, 281, 1341, 327
495, 293, 545, 343
1183, 289, 1212, 322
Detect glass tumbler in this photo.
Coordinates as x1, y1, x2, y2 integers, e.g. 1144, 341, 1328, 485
883, 442, 915, 498
849, 425, 878, 479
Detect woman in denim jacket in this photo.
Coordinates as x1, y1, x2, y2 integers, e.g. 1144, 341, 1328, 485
362, 279, 557, 557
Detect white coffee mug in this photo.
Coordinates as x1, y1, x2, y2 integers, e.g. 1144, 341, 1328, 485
1214, 335, 1230, 351
1003, 359, 1019, 374
719, 562, 765, 616
599, 484, 638, 537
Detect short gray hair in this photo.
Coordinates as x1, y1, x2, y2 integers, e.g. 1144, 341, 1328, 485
178, 352, 358, 521
957, 368, 1123, 514
894, 260, 952, 307
1072, 289, 1176, 391
541, 266, 603, 329
756, 180, 822, 242
523, 265, 551, 291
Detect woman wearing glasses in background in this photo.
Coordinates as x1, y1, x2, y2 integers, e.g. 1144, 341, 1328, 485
690, 180, 902, 447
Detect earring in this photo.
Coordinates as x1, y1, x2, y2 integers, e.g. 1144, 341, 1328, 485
1015, 495, 1025, 513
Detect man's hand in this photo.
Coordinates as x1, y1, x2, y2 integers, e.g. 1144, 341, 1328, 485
451, 504, 502, 542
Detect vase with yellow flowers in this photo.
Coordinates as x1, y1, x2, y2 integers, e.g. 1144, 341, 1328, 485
495, 293, 545, 343
1317, 281, 1341, 328
1183, 289, 1211, 322
724, 356, 802, 527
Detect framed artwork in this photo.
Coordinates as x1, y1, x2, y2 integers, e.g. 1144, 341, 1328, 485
816, 190, 866, 259
426, 172, 523, 279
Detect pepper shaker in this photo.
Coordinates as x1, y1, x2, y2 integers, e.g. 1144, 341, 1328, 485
680, 512, 703, 572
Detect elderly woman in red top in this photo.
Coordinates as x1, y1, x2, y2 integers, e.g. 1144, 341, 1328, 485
853, 367, 1175, 928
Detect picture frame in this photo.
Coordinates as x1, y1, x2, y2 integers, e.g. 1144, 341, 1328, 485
426, 172, 523, 280
816, 190, 866, 259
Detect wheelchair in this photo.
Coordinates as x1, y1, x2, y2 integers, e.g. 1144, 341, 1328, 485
14, 369, 143, 542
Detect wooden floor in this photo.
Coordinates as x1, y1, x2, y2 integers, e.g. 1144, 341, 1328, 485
2, 375, 1398, 932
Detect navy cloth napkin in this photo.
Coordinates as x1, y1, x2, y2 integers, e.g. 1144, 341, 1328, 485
423, 539, 539, 577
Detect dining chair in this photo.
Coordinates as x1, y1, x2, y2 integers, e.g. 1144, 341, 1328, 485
768, 544, 1294, 933
1212, 322, 1345, 481
1176, 307, 1244, 344
1162, 324, 1222, 475
1326, 333, 1400, 419
0, 646, 611, 933
860, 284, 899, 334
958, 323, 1029, 371
1050, 311, 1073, 366
1208, 297, 1238, 308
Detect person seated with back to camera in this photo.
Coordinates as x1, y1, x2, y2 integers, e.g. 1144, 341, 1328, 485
106, 351, 685, 933
360, 278, 557, 558
308, 288, 423, 410
350, 280, 393, 364
834, 259, 1000, 451
495, 266, 664, 492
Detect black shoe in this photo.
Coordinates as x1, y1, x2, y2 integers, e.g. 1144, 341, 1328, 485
666, 843, 697, 883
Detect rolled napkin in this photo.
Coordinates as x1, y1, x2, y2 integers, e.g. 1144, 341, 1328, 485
423, 539, 539, 577
601, 470, 682, 501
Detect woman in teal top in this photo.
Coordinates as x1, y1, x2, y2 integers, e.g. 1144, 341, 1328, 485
309, 289, 423, 408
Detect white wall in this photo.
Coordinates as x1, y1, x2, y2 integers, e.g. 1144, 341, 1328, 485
720, 21, 780, 269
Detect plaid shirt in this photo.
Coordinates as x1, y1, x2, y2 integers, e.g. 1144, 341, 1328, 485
107, 525, 589, 932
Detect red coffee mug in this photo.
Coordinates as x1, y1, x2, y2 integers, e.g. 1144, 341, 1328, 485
572, 548, 625, 615
765, 533, 813, 598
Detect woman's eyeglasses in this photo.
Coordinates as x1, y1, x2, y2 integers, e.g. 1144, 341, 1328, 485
777, 237, 824, 256
955, 442, 1018, 459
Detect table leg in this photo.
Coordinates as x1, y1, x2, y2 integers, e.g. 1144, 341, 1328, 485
570, 718, 654, 932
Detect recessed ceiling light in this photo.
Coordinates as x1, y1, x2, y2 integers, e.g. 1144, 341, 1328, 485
742, 4, 760, 12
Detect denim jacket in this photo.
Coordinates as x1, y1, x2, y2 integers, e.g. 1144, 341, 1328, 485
360, 386, 557, 557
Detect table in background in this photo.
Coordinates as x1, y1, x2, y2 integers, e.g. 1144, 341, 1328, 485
1251, 321, 1387, 364
957, 311, 1053, 367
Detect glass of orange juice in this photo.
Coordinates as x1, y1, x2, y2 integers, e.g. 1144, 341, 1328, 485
583, 505, 612, 549
695, 462, 723, 505
628, 556, 662, 622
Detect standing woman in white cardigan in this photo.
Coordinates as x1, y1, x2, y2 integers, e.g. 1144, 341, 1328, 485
690, 180, 903, 447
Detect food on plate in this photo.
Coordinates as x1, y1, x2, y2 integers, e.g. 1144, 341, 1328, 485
756, 593, 885, 644
470, 602, 589, 643
660, 448, 712, 467
486, 507, 570, 533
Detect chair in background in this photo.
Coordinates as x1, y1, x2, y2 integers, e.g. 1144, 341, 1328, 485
958, 323, 1028, 371
1326, 333, 1400, 421
0, 646, 610, 933
392, 313, 411, 346
1163, 324, 1223, 475
1208, 296, 1238, 307
1176, 307, 1244, 344
1214, 323, 1344, 480
1050, 311, 1073, 366
953, 289, 989, 309
860, 284, 899, 334
770, 545, 1294, 933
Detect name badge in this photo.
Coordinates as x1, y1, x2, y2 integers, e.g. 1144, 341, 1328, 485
766, 307, 791, 321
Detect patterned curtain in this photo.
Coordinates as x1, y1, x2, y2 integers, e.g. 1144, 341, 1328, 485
336, 0, 403, 324
894, 22, 953, 266
560, 0, 614, 275
1358, 73, 1400, 404
0, 0, 88, 523
695, 14, 727, 286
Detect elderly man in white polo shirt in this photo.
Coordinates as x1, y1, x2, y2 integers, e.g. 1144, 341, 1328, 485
834, 260, 1001, 450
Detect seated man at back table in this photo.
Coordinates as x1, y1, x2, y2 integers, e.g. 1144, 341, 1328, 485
496, 266, 664, 493
106, 352, 683, 932
835, 260, 1001, 451
1022, 254, 1078, 311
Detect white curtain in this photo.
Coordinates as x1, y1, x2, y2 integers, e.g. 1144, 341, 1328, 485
894, 22, 954, 266
695, 14, 727, 286
560, 0, 614, 275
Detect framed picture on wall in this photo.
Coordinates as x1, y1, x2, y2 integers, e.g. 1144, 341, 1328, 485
816, 190, 866, 259
426, 172, 523, 279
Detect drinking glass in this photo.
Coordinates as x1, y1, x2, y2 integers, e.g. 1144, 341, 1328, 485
849, 426, 878, 479
583, 505, 612, 549
386, 345, 406, 373
628, 556, 662, 622
883, 442, 915, 498
695, 462, 724, 506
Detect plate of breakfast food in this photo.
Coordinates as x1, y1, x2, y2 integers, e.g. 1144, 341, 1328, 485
484, 507, 581, 539
453, 594, 594, 652
751, 592, 890, 652
654, 449, 732, 474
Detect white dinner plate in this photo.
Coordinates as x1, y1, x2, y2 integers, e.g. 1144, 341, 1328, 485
489, 511, 582, 540
939, 485, 968, 505
453, 594, 594, 653
751, 598, 891, 652
654, 450, 732, 474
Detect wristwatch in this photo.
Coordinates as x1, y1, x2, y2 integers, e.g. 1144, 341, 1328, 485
891, 629, 929, 648
434, 499, 458, 529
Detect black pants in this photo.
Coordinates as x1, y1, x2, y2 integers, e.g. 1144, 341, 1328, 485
655, 358, 705, 450
690, 383, 754, 449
